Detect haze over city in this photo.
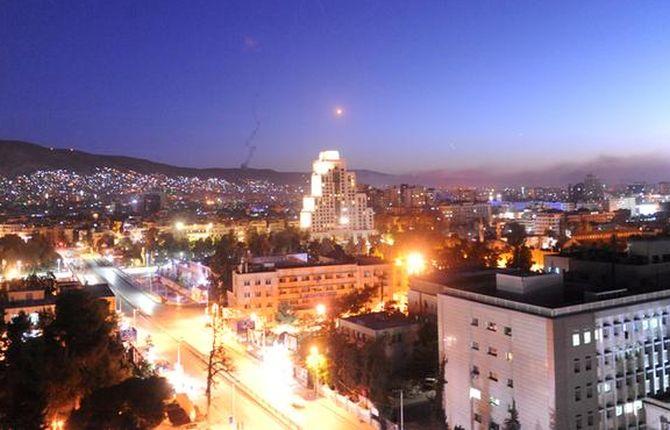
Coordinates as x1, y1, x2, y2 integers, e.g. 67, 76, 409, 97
2, 1, 669, 177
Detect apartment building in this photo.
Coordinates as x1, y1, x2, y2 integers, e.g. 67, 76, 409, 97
414, 268, 670, 429
439, 203, 492, 226
228, 256, 394, 320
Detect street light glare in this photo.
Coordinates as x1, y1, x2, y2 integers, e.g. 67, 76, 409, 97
333, 106, 344, 117
406, 252, 427, 276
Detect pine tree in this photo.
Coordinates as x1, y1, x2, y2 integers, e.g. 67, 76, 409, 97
503, 400, 521, 430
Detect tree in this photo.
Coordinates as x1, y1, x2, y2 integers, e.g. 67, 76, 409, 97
503, 400, 521, 430
505, 222, 533, 271
0, 313, 48, 428
275, 301, 297, 325
0, 289, 132, 427
332, 284, 377, 317
505, 222, 526, 249
0, 233, 60, 271
207, 232, 246, 302
325, 330, 364, 396
43, 289, 131, 417
405, 321, 438, 381
511, 245, 533, 271
205, 323, 235, 419
68, 376, 173, 430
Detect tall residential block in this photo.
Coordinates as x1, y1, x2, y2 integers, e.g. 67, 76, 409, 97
299, 150, 375, 242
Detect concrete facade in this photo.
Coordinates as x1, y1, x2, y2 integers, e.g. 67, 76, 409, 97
229, 259, 394, 320
422, 271, 670, 430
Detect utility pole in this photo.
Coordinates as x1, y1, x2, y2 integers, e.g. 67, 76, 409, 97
400, 390, 405, 430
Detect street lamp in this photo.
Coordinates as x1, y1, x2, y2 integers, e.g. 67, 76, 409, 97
306, 345, 326, 396
315, 303, 326, 317
405, 252, 426, 276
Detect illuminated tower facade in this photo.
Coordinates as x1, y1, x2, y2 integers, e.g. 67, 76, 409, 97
300, 150, 375, 242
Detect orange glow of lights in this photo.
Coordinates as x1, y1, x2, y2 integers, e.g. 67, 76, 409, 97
405, 252, 427, 276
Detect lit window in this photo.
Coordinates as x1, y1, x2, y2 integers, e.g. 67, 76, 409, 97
583, 330, 591, 344
624, 402, 634, 414
487, 322, 498, 332
572, 333, 580, 346
506, 352, 513, 361
489, 396, 500, 406
615, 405, 623, 416
469, 387, 481, 400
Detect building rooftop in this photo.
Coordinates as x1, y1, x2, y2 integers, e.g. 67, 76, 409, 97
237, 255, 388, 274
340, 311, 418, 331
416, 269, 670, 318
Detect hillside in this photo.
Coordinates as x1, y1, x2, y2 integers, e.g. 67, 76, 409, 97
0, 140, 308, 185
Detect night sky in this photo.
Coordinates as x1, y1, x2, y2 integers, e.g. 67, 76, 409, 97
1, 1, 669, 174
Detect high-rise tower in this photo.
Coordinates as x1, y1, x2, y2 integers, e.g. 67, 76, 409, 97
299, 150, 375, 242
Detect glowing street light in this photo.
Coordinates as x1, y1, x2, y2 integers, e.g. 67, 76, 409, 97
405, 252, 426, 276
306, 345, 327, 395
315, 303, 326, 317
333, 106, 345, 117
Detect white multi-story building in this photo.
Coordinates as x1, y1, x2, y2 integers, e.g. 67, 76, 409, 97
299, 150, 375, 242
414, 269, 670, 429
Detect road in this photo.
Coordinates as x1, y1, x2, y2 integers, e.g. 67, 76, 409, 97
92, 263, 294, 429
89, 261, 374, 430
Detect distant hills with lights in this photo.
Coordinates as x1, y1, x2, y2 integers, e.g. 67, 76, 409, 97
0, 139, 401, 187
1, 140, 668, 187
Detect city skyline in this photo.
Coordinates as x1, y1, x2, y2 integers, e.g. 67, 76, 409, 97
2, 1, 670, 174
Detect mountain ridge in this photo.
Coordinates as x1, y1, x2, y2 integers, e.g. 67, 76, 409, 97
0, 140, 407, 187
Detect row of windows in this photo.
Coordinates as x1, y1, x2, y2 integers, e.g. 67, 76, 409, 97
572, 315, 668, 347
242, 278, 273, 286
574, 383, 595, 401
574, 411, 595, 429
471, 366, 514, 387
471, 318, 512, 336
470, 341, 513, 361
242, 291, 272, 298
242, 302, 273, 309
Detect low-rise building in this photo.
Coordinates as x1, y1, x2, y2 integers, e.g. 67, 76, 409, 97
1, 277, 115, 322
228, 256, 394, 321
337, 311, 420, 364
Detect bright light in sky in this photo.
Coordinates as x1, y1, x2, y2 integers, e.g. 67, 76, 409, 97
333, 106, 344, 118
